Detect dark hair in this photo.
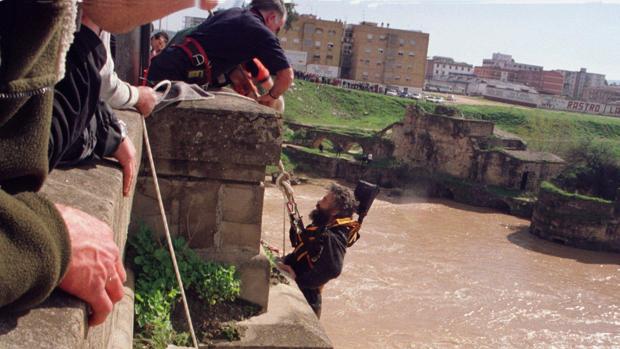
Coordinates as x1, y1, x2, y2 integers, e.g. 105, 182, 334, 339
328, 183, 358, 218
249, 0, 287, 17
152, 31, 169, 42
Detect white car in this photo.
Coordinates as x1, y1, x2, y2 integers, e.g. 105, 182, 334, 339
386, 90, 398, 97
426, 96, 445, 103
409, 93, 422, 100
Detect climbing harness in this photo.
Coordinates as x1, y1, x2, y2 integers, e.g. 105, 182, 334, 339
275, 163, 381, 260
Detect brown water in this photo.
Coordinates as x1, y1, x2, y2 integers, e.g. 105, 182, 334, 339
261, 180, 620, 348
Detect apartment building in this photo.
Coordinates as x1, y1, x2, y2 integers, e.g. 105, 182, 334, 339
279, 15, 345, 78
346, 22, 429, 90
474, 53, 564, 95
557, 68, 607, 100
425, 56, 475, 80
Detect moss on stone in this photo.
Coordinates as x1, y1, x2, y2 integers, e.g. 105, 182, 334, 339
540, 181, 613, 204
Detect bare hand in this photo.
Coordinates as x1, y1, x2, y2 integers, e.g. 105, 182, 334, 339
199, 0, 218, 11
56, 204, 127, 326
258, 94, 276, 108
113, 137, 136, 197
277, 262, 296, 279
135, 86, 158, 117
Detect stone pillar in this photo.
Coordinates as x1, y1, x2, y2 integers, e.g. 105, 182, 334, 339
132, 95, 282, 309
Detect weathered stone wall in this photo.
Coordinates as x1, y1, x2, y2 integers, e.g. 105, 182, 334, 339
286, 122, 394, 160
0, 110, 142, 349
530, 186, 620, 252
132, 96, 282, 309
391, 105, 494, 179
477, 150, 565, 191
391, 105, 565, 192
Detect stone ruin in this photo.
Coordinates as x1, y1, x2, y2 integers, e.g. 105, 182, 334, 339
391, 105, 566, 192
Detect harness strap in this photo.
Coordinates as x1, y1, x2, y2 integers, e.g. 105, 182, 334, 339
172, 37, 212, 84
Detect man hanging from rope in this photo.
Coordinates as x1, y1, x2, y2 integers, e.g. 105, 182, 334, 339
278, 183, 364, 318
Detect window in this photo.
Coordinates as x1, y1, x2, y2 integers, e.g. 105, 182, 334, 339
408, 51, 415, 56
377, 62, 382, 66
293, 38, 300, 44
365, 48, 371, 53
395, 75, 401, 80
365, 59, 370, 64
326, 55, 334, 60
316, 29, 323, 35
367, 34, 373, 40
378, 48, 384, 54
315, 41, 321, 48
399, 39, 405, 46
327, 42, 335, 49
398, 51, 404, 56
410, 40, 416, 46
281, 37, 288, 42
379, 35, 386, 40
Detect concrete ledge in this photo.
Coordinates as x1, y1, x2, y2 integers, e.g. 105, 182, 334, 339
210, 281, 332, 349
0, 110, 142, 349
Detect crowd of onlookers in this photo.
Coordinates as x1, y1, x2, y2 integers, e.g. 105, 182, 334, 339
294, 71, 387, 94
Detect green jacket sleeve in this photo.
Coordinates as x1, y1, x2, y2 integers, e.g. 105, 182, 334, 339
0, 190, 71, 311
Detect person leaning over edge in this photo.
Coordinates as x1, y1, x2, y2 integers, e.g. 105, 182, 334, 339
147, 0, 294, 110
278, 184, 359, 318
0, 0, 218, 327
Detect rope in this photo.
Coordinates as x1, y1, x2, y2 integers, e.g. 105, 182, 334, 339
142, 118, 199, 349
275, 160, 298, 256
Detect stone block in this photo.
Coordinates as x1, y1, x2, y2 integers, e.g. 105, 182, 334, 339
133, 176, 220, 249
145, 95, 282, 174
219, 183, 264, 224
217, 221, 262, 252
210, 282, 333, 348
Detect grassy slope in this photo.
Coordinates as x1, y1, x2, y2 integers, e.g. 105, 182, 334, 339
284, 80, 620, 157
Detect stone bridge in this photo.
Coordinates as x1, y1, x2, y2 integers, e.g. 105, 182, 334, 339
1, 97, 333, 349
285, 121, 394, 160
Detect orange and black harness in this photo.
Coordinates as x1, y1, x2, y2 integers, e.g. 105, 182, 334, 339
290, 217, 361, 272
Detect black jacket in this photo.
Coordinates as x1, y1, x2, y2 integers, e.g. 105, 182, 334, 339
284, 224, 349, 290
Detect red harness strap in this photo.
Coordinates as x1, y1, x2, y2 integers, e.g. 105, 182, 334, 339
173, 37, 212, 85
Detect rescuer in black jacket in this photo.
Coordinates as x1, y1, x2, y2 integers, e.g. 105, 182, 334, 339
147, 0, 294, 110
279, 184, 360, 318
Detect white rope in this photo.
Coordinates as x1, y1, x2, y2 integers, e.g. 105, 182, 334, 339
142, 118, 199, 349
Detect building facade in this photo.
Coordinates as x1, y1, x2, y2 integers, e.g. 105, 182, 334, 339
345, 22, 429, 90
183, 16, 206, 29
474, 53, 564, 95
557, 68, 607, 100
279, 15, 345, 78
582, 86, 620, 104
425, 56, 474, 80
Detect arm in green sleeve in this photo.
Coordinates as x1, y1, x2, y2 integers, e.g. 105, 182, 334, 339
0, 190, 71, 311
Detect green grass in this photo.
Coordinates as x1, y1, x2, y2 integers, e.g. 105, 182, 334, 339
283, 79, 620, 158
540, 181, 613, 204
455, 105, 620, 157
285, 80, 428, 130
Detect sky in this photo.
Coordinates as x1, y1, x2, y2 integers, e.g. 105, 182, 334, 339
161, 0, 620, 81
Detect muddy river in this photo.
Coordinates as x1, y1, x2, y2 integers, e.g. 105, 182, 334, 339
261, 180, 620, 348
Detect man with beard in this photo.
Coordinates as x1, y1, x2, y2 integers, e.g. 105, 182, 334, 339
278, 184, 360, 318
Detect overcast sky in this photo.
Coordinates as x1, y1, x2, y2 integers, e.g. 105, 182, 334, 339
161, 0, 620, 80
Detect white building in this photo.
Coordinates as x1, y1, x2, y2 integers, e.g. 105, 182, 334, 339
425, 56, 475, 81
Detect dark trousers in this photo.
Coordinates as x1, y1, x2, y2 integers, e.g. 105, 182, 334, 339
301, 288, 322, 318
